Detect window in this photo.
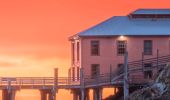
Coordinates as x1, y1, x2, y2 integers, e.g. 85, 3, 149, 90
72, 43, 75, 63
117, 40, 127, 55
91, 41, 99, 56
144, 63, 153, 79
91, 64, 100, 79
144, 40, 152, 55
117, 64, 124, 74
77, 42, 80, 61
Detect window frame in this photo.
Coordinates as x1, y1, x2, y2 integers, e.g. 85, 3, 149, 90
143, 63, 153, 79
117, 40, 127, 56
144, 40, 153, 55
91, 64, 100, 79
91, 40, 100, 56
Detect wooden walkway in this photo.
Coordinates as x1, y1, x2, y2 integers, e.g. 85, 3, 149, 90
0, 54, 170, 100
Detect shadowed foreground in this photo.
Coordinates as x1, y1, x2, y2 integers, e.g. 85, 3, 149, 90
129, 63, 170, 100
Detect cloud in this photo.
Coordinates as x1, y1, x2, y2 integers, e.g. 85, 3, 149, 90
0, 62, 17, 67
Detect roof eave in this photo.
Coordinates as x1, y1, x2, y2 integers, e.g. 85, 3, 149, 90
68, 34, 80, 41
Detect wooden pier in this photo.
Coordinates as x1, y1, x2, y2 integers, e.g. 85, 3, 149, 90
0, 54, 170, 100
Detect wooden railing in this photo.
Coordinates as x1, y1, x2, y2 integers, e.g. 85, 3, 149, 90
84, 55, 170, 86
0, 77, 80, 87
0, 55, 170, 88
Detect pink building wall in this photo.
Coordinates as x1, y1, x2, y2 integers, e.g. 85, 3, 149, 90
70, 36, 170, 78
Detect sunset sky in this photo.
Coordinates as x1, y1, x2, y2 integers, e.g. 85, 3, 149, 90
0, 0, 170, 99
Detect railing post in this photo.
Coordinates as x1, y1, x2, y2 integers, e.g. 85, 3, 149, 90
80, 68, 84, 87
54, 68, 58, 93
157, 49, 159, 69
68, 68, 71, 84
124, 52, 129, 100
43, 78, 45, 89
7, 78, 12, 93
142, 52, 144, 72
32, 78, 34, 88
80, 68, 85, 100
110, 64, 112, 82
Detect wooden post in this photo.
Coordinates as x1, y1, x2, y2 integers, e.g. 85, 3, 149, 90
93, 89, 97, 100
157, 49, 159, 69
81, 89, 85, 100
54, 68, 58, 93
2, 89, 16, 100
80, 68, 85, 100
40, 90, 47, 100
54, 68, 58, 87
110, 64, 112, 82
68, 68, 71, 84
142, 52, 144, 72
124, 52, 129, 100
80, 68, 84, 87
7, 79, 12, 93
53, 68, 58, 100
99, 88, 103, 100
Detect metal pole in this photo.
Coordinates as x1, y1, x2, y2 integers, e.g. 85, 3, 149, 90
124, 52, 129, 100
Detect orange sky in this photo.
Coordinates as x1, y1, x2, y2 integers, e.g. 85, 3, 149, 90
0, 0, 170, 77
0, 0, 170, 99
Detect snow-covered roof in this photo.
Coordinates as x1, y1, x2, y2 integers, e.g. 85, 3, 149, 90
74, 9, 170, 38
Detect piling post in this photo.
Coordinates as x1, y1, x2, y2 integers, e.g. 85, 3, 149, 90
40, 90, 47, 100
2, 89, 16, 100
53, 68, 58, 100
99, 88, 103, 100
80, 68, 85, 100
54, 68, 58, 89
124, 52, 129, 100
142, 52, 144, 72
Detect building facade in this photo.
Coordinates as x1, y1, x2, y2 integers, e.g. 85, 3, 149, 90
69, 9, 170, 81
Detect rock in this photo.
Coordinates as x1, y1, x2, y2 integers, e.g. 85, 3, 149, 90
129, 63, 170, 100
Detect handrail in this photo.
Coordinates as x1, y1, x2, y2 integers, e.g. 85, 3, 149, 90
0, 54, 169, 88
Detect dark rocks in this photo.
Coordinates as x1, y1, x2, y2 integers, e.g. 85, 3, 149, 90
129, 63, 170, 100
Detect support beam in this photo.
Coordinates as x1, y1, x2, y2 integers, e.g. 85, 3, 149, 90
2, 89, 16, 100
11, 90, 16, 100
85, 89, 89, 100
99, 88, 102, 100
71, 89, 81, 100
48, 93, 52, 100
93, 88, 102, 100
81, 89, 85, 100
51, 91, 56, 100
40, 90, 47, 100
93, 89, 97, 100
124, 52, 129, 100
73, 93, 79, 100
